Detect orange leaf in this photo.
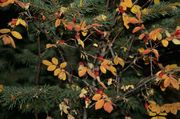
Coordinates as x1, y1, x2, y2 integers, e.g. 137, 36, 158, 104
128, 17, 140, 24
139, 33, 146, 40
55, 19, 61, 27
87, 69, 96, 79
132, 25, 145, 33
42, 60, 52, 66
143, 49, 151, 55
78, 65, 87, 77
152, 49, 159, 59
92, 94, 102, 101
66, 22, 74, 30
103, 102, 113, 113
60, 62, 67, 69
100, 65, 107, 74
170, 78, 179, 90
163, 78, 171, 88
95, 99, 105, 110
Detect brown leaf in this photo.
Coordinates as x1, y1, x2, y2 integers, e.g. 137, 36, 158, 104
95, 99, 105, 110
103, 101, 113, 113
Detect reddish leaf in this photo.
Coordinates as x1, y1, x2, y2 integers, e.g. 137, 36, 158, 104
103, 102, 113, 113
95, 99, 105, 110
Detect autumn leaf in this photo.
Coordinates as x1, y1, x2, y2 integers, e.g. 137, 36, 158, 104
172, 39, 180, 45
103, 102, 113, 113
47, 65, 56, 71
87, 69, 96, 79
154, 0, 160, 4
60, 62, 67, 69
100, 65, 107, 74
55, 19, 61, 27
78, 65, 87, 77
170, 78, 179, 90
95, 99, 105, 110
161, 39, 169, 47
163, 77, 171, 88
132, 25, 145, 33
108, 65, 117, 76
120, 0, 133, 11
81, 30, 88, 36
16, 18, 27, 28
149, 28, 162, 41
152, 49, 159, 59
131, 5, 141, 14
52, 57, 58, 65
0, 28, 11, 34
42, 60, 52, 66
113, 55, 125, 67
77, 39, 84, 48
58, 71, 66, 80
11, 31, 22, 39
54, 68, 61, 76
0, 0, 15, 7
92, 94, 102, 101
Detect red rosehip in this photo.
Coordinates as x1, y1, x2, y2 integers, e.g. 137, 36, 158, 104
96, 89, 103, 94
42, 15, 46, 21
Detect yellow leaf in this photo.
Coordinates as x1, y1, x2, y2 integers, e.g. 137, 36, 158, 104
108, 66, 117, 76
47, 65, 56, 71
60, 62, 67, 69
78, 65, 87, 77
0, 84, 3, 93
148, 110, 157, 116
79, 88, 88, 98
95, 99, 105, 110
172, 39, 180, 45
54, 68, 61, 76
8, 36, 16, 48
77, 39, 84, 48
16, 18, 27, 28
161, 39, 169, 47
107, 78, 113, 86
52, 57, 58, 65
11, 31, 22, 39
42, 60, 52, 66
154, 0, 160, 4
122, 13, 130, 29
0, 29, 11, 34
131, 5, 141, 14
113, 56, 125, 67
55, 19, 61, 27
100, 65, 107, 74
170, 107, 177, 115
103, 101, 113, 113
92, 94, 102, 101
58, 71, 66, 80
120, 0, 133, 11
82, 30, 88, 36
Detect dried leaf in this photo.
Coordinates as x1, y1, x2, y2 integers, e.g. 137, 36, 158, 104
103, 102, 113, 113
92, 94, 102, 101
11, 31, 22, 39
95, 99, 105, 110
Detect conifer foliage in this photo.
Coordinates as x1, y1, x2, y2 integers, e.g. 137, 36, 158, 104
0, 0, 180, 119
